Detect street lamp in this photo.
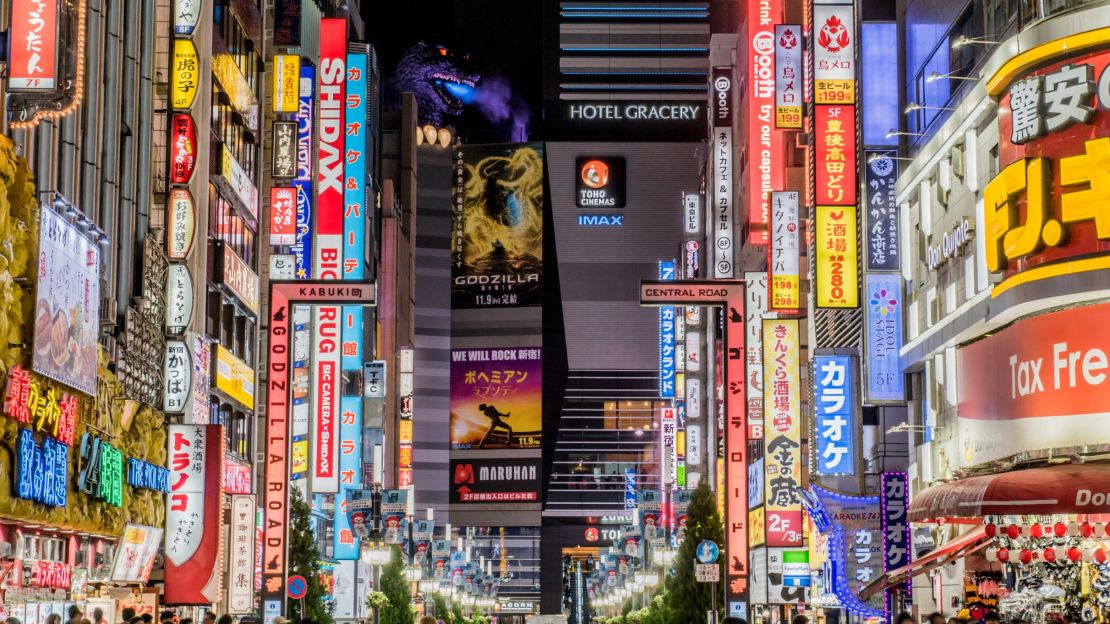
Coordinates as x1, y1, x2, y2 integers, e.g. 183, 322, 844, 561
886, 129, 928, 139
951, 34, 1000, 49
927, 70, 978, 83
904, 102, 954, 114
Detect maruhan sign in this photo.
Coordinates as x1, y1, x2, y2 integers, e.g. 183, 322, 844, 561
569, 103, 703, 121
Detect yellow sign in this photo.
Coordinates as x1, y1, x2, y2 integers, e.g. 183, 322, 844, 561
215, 346, 255, 409
212, 52, 259, 130
815, 205, 859, 308
815, 80, 855, 105
398, 419, 413, 444
776, 106, 802, 129
763, 318, 802, 546
273, 55, 300, 113
748, 507, 766, 548
171, 39, 199, 110
291, 440, 308, 475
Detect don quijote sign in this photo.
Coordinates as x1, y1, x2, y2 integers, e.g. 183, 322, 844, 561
925, 220, 973, 271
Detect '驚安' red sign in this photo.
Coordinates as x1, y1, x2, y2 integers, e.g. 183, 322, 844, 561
8, 0, 58, 91
815, 105, 857, 206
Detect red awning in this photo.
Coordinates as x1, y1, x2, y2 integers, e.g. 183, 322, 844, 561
859, 526, 989, 600
909, 463, 1110, 522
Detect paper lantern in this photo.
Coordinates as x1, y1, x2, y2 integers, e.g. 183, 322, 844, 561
1029, 523, 1044, 538
1054, 546, 1068, 561
1068, 522, 1081, 537
1019, 549, 1033, 565
997, 548, 1010, 563
1043, 548, 1056, 563
1054, 522, 1068, 537
985, 547, 998, 562
1006, 524, 1021, 539
984, 523, 997, 538
1081, 522, 1094, 538
1068, 547, 1083, 562
1096, 549, 1108, 564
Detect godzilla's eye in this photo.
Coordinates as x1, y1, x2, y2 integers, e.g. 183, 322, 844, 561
438, 47, 447, 56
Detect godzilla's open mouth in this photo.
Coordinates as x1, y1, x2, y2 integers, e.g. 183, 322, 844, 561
431, 71, 478, 112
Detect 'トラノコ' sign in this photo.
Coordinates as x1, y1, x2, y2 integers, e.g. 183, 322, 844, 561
987, 45, 1110, 294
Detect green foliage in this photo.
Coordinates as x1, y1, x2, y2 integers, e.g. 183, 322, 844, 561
665, 481, 725, 624
452, 603, 466, 624
288, 489, 333, 624
378, 546, 415, 624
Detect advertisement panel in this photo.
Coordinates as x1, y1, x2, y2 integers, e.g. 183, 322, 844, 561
863, 274, 904, 403
658, 261, 677, 398
880, 472, 910, 593
215, 345, 255, 410
957, 302, 1110, 467
216, 243, 260, 315
171, 39, 199, 110
314, 18, 347, 280
273, 55, 300, 113
173, 0, 200, 35
815, 205, 859, 308
815, 105, 857, 206
167, 189, 197, 260
725, 283, 747, 607
774, 25, 802, 129
814, 355, 856, 476
769, 192, 800, 312
988, 47, 1110, 292
293, 65, 315, 279
712, 125, 734, 279
806, 486, 882, 610
270, 187, 296, 246
344, 52, 368, 281
111, 524, 163, 582
451, 143, 544, 308
745, 272, 768, 440
763, 319, 802, 547
165, 425, 223, 604
863, 151, 900, 272
767, 548, 809, 604
450, 458, 540, 503
312, 306, 340, 492
170, 114, 197, 184
272, 0, 301, 46
228, 495, 257, 613
34, 209, 100, 396
814, 3, 856, 103
272, 121, 297, 179
745, 0, 782, 248
449, 347, 542, 450
334, 305, 363, 560
576, 157, 626, 208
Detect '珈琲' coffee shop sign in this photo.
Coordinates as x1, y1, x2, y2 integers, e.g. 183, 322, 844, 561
984, 39, 1110, 297
957, 301, 1110, 467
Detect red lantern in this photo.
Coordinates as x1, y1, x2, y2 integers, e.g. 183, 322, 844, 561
1068, 547, 1083, 562
1096, 549, 1108, 564
1054, 522, 1068, 537
1019, 549, 1033, 564
985, 523, 997, 538
1006, 524, 1021, 539
997, 548, 1010, 563
1030, 523, 1044, 538
1081, 522, 1094, 538
1043, 548, 1057, 562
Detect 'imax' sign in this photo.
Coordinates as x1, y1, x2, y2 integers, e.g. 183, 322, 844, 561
579, 214, 623, 226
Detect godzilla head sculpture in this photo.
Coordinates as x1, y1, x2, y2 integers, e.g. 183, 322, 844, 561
386, 42, 480, 126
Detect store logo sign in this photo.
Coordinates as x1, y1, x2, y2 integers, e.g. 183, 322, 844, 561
576, 157, 626, 208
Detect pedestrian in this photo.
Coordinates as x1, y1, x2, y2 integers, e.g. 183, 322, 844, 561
202, 613, 215, 624
140, 614, 154, 624
896, 613, 915, 624
5, 617, 20, 624
792, 616, 809, 624
92, 609, 105, 624
160, 612, 175, 624
929, 613, 947, 624
217, 615, 235, 624
129, 617, 144, 624
68, 606, 82, 624
46, 614, 62, 624
984, 614, 1001, 624
120, 610, 136, 624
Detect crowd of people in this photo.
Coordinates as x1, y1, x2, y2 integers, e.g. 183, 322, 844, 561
3, 606, 248, 624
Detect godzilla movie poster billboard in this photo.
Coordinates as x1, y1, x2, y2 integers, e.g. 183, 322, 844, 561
450, 347, 542, 450
451, 143, 544, 309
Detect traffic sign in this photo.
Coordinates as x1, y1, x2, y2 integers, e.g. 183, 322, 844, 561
696, 540, 719, 564
287, 575, 307, 599
695, 563, 720, 583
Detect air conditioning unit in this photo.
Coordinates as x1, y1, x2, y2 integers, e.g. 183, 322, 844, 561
0, 539, 12, 558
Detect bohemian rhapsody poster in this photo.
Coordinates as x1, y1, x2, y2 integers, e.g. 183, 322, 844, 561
449, 347, 542, 450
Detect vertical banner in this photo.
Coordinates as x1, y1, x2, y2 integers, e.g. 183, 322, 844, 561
814, 355, 856, 476
661, 407, 677, 487
711, 67, 735, 277
725, 286, 748, 614
312, 306, 340, 492
314, 18, 348, 279
8, 0, 58, 91
774, 25, 803, 129
744, 273, 768, 441
343, 52, 368, 280
228, 495, 257, 613
769, 192, 800, 312
272, 55, 300, 113
746, 0, 783, 246
292, 65, 315, 279
165, 425, 224, 604
815, 205, 859, 308
451, 143, 545, 308
659, 261, 677, 398
863, 274, 905, 402
762, 319, 802, 547
814, 2, 856, 104
863, 151, 900, 272
881, 472, 910, 612
334, 306, 363, 559
815, 105, 858, 206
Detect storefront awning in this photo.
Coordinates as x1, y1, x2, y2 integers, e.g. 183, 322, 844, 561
859, 526, 989, 600
908, 463, 1110, 522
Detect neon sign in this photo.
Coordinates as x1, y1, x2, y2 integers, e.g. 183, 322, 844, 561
4, 365, 78, 445
16, 428, 68, 507
128, 458, 170, 492
77, 433, 124, 506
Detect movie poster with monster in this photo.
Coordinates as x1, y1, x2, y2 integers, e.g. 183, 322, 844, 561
451, 143, 544, 309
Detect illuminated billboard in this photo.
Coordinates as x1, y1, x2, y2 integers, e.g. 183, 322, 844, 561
450, 347, 542, 450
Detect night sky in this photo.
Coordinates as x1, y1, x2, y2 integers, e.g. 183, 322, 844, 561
363, 0, 544, 142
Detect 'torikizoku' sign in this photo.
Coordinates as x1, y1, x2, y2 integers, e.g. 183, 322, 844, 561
313, 18, 347, 280
957, 301, 1110, 467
